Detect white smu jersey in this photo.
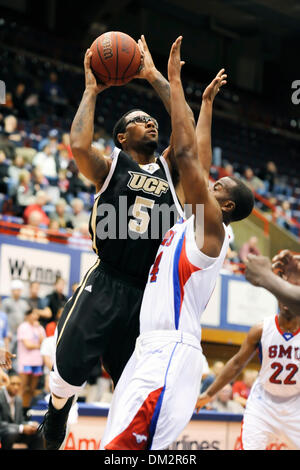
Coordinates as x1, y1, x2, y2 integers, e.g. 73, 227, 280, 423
256, 315, 300, 398
140, 215, 230, 341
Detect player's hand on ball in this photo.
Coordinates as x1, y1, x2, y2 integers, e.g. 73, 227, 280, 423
84, 49, 110, 95
134, 35, 157, 82
202, 69, 227, 103
168, 36, 185, 82
245, 254, 272, 286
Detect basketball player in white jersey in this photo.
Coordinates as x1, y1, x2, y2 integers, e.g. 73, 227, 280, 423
100, 37, 254, 450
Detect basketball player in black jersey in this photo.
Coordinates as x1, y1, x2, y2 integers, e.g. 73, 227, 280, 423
39, 37, 188, 449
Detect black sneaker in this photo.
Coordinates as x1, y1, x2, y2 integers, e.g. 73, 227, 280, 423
38, 396, 75, 450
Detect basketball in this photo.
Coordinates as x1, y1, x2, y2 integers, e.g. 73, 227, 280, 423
90, 31, 142, 86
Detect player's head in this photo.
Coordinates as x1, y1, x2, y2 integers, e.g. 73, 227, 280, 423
113, 109, 159, 154
210, 176, 254, 223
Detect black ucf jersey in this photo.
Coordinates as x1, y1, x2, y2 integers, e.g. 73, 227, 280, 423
88, 147, 183, 285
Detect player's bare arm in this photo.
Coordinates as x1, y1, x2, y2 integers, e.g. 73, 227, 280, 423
196, 69, 227, 178
245, 254, 300, 316
168, 36, 225, 257
196, 323, 263, 411
70, 49, 112, 192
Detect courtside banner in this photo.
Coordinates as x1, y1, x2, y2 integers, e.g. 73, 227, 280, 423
0, 240, 71, 297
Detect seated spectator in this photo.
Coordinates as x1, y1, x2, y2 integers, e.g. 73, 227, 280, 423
23, 190, 50, 227
8, 155, 27, 189
211, 384, 244, 414
58, 132, 73, 159
57, 169, 69, 198
50, 198, 72, 230
17, 309, 46, 417
276, 201, 298, 235
232, 369, 258, 408
239, 236, 261, 264
4, 115, 22, 146
43, 72, 67, 107
241, 167, 265, 194
200, 360, 225, 394
2, 280, 29, 351
0, 125, 16, 161
68, 222, 92, 250
0, 371, 43, 449
15, 170, 35, 213
69, 198, 89, 230
31, 167, 49, 193
32, 143, 58, 181
18, 211, 49, 244
42, 277, 67, 327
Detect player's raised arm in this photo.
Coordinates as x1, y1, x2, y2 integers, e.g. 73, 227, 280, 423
70, 49, 112, 192
196, 323, 262, 411
196, 69, 227, 178
245, 254, 300, 316
168, 36, 225, 255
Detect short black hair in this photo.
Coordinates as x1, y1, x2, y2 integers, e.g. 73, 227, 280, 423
112, 109, 144, 148
24, 308, 34, 316
227, 176, 255, 222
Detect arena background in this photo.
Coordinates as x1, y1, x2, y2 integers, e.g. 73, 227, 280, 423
0, 0, 300, 451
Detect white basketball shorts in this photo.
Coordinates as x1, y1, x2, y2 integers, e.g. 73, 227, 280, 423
100, 330, 203, 450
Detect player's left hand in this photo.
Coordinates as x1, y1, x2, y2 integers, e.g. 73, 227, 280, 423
133, 35, 157, 82
202, 69, 227, 103
245, 254, 272, 287
167, 36, 185, 82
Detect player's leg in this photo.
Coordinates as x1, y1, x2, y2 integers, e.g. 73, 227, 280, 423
241, 400, 274, 450
101, 337, 203, 450
149, 342, 203, 450
100, 338, 178, 450
39, 261, 119, 449
101, 281, 143, 386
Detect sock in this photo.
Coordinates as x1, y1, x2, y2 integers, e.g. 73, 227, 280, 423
51, 394, 68, 410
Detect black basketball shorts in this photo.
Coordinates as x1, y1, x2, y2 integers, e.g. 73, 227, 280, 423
55, 259, 145, 387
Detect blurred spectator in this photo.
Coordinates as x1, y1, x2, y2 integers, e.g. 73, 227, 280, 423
4, 115, 22, 146
26, 282, 52, 326
8, 155, 27, 187
0, 149, 9, 194
15, 170, 35, 213
67, 160, 90, 198
69, 198, 89, 229
58, 132, 73, 159
0, 306, 10, 351
232, 369, 258, 408
241, 167, 265, 194
85, 363, 113, 404
31, 167, 49, 193
68, 223, 92, 249
18, 211, 49, 244
2, 280, 29, 346
211, 384, 244, 414
13, 83, 28, 119
17, 309, 45, 416
200, 360, 225, 394
0, 372, 43, 449
71, 283, 79, 295
32, 143, 58, 180
50, 198, 72, 230
23, 190, 50, 227
259, 161, 277, 193
276, 201, 298, 235
57, 169, 69, 198
239, 236, 261, 264
43, 278, 67, 327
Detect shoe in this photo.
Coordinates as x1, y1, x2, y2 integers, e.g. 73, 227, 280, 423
38, 395, 75, 450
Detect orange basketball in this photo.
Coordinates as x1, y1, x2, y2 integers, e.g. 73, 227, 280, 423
90, 31, 142, 86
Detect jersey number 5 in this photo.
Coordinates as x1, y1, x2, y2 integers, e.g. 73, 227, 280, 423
129, 196, 155, 234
